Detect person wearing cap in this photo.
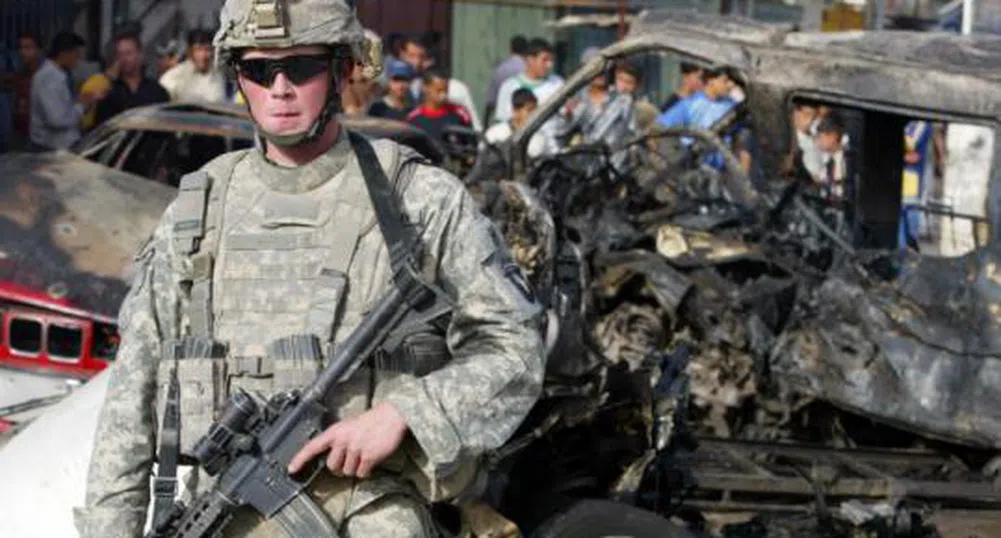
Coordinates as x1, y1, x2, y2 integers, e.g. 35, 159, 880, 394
159, 28, 228, 104
75, 1, 544, 537
367, 59, 415, 121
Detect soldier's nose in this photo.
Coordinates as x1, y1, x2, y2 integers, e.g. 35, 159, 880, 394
270, 72, 295, 96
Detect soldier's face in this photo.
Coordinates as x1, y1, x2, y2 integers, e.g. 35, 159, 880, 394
239, 46, 335, 138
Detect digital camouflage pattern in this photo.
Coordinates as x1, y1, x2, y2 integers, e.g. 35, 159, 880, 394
213, 0, 382, 78
74, 133, 545, 537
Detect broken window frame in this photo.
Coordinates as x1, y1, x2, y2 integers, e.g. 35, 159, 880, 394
44, 320, 86, 364
89, 321, 119, 362
787, 90, 998, 255
513, 22, 1001, 245
7, 315, 44, 358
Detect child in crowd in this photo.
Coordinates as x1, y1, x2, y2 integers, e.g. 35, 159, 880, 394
483, 88, 550, 159
368, 59, 415, 121
406, 69, 472, 142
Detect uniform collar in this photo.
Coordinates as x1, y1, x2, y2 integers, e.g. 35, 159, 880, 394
248, 129, 352, 194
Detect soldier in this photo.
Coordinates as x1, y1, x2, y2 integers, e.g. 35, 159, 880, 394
73, 0, 545, 536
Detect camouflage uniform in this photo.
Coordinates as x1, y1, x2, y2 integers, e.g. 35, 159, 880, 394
74, 1, 544, 536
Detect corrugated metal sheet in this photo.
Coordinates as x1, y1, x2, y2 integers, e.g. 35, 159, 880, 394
0, 0, 81, 54
451, 1, 555, 121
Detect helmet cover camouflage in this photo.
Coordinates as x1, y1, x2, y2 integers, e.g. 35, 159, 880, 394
214, 0, 383, 146
213, 0, 379, 70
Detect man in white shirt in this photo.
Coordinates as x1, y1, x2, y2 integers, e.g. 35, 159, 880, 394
493, 38, 564, 125
814, 112, 854, 204
159, 29, 228, 104
791, 102, 823, 179
401, 36, 482, 131
484, 35, 527, 123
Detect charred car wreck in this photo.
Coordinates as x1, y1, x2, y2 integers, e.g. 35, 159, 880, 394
5, 14, 1001, 536
462, 10, 1001, 538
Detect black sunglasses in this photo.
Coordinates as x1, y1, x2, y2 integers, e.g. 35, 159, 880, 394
236, 54, 333, 87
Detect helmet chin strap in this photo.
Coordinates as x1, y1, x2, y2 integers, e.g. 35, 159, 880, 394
246, 58, 344, 149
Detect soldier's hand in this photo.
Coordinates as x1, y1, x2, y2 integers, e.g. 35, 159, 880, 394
287, 402, 409, 479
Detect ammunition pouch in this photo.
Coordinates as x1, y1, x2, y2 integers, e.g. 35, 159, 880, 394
375, 332, 449, 377
270, 334, 325, 393
375, 298, 452, 377
156, 338, 229, 458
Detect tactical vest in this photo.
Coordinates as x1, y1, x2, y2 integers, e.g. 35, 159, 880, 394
154, 135, 453, 460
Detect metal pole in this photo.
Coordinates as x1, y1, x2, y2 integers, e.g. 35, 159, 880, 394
617, 0, 626, 39
874, 0, 886, 30
962, 0, 975, 34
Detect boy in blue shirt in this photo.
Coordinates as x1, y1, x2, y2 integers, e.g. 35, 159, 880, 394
656, 66, 744, 171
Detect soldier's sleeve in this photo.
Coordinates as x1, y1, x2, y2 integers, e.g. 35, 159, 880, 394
74, 206, 181, 537
382, 163, 545, 471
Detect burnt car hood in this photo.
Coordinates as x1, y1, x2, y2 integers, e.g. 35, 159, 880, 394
773, 248, 1001, 448
0, 151, 174, 318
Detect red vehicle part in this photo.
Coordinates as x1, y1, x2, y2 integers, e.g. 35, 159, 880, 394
0, 282, 118, 378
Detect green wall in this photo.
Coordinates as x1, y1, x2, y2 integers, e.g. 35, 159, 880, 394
451, 2, 554, 121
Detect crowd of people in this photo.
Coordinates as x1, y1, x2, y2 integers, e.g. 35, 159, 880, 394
355, 33, 655, 166
1, 26, 650, 168
0, 27, 235, 154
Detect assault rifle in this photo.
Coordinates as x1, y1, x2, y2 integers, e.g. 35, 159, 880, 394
148, 258, 433, 538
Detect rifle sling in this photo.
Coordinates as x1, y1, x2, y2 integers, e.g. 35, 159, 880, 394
152, 364, 181, 532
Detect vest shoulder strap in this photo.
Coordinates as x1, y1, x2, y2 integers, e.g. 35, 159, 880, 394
174, 149, 250, 337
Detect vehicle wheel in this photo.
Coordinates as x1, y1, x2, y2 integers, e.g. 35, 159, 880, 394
530, 499, 695, 538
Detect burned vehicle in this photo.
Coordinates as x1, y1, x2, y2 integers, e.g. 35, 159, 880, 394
0, 103, 445, 377
71, 102, 445, 186
462, 10, 1001, 537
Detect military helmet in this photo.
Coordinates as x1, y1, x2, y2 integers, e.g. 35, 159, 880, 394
214, 0, 380, 73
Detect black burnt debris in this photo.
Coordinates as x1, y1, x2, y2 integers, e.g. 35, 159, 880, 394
462, 11, 1001, 537
471, 149, 1001, 538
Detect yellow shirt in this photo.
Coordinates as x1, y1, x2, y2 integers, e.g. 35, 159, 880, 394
80, 73, 112, 131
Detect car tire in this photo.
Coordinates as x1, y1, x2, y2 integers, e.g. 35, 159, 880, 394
530, 499, 695, 538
